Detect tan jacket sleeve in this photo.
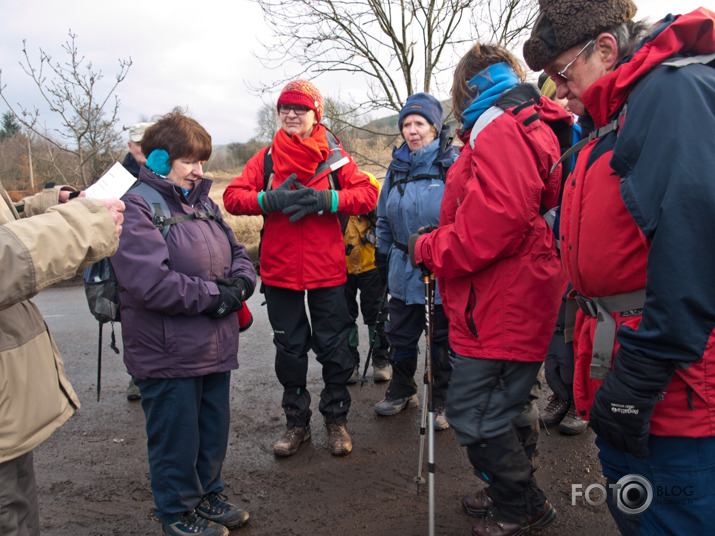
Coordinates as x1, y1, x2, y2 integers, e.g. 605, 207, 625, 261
15, 185, 79, 217
0, 198, 118, 309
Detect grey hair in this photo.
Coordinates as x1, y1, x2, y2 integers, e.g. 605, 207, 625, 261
582, 20, 653, 62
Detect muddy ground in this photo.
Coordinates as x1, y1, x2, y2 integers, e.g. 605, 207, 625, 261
32, 282, 618, 535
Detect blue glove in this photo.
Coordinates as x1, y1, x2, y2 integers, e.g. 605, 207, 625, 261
589, 349, 674, 458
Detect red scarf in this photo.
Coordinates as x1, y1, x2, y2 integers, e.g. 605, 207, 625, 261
270, 124, 330, 185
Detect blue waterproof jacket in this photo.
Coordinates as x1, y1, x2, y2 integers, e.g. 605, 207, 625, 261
376, 125, 458, 305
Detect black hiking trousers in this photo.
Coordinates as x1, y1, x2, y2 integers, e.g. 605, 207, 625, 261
447, 356, 546, 522
265, 284, 354, 428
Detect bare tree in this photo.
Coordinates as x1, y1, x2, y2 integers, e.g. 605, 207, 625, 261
252, 0, 537, 117
0, 30, 132, 187
254, 102, 281, 143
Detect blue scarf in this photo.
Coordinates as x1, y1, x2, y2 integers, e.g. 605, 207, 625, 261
460, 62, 520, 131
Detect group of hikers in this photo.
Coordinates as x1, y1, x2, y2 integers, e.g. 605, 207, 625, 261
1, 1, 714, 536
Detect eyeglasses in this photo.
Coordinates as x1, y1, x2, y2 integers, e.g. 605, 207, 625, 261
550, 40, 594, 83
278, 105, 310, 116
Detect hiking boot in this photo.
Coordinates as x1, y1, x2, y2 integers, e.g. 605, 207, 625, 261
471, 501, 557, 536
326, 423, 352, 456
558, 403, 589, 435
540, 394, 568, 427
372, 364, 391, 382
126, 378, 141, 401
462, 489, 492, 517
374, 393, 418, 416
433, 408, 450, 431
162, 511, 228, 536
196, 492, 249, 529
273, 426, 310, 457
347, 365, 360, 385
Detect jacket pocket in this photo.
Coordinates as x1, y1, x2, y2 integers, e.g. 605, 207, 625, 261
465, 283, 479, 339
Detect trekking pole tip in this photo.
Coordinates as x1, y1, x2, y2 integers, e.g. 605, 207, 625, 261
413, 475, 426, 492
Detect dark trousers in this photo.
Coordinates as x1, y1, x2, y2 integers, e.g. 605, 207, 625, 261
447, 355, 546, 522
136, 372, 230, 521
0, 451, 39, 536
383, 297, 450, 408
265, 284, 353, 427
345, 269, 389, 367
597, 435, 715, 536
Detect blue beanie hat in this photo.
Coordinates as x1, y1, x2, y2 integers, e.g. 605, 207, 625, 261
398, 93, 443, 133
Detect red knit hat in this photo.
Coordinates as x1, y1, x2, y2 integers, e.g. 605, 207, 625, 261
276, 79, 324, 123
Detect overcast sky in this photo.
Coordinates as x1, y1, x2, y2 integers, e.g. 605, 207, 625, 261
0, 0, 707, 145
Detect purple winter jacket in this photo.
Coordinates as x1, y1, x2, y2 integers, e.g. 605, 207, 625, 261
111, 167, 256, 380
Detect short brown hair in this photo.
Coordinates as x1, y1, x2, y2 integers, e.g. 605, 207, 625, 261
141, 108, 212, 163
451, 44, 526, 124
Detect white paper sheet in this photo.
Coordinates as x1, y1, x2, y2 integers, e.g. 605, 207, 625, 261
84, 162, 137, 199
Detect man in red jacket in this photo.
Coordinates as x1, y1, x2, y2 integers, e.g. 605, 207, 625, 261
523, 1, 715, 534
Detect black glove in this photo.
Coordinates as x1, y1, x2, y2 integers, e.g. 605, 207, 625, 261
374, 251, 388, 286
216, 277, 252, 301
209, 281, 245, 318
589, 349, 674, 458
408, 225, 437, 274
283, 183, 332, 222
361, 226, 377, 246
262, 174, 307, 213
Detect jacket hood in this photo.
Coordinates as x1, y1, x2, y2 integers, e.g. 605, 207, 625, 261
583, 8, 715, 127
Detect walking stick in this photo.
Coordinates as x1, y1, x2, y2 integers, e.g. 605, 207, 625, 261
413, 272, 435, 536
359, 285, 389, 387
97, 322, 102, 401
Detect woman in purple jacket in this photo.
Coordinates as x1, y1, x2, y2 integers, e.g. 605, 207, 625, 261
111, 110, 256, 536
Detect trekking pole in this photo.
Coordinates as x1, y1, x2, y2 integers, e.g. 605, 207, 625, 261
359, 285, 389, 387
413, 272, 435, 536
97, 323, 103, 401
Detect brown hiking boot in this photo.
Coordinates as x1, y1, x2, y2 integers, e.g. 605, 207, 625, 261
540, 394, 569, 427
326, 423, 352, 456
273, 426, 310, 457
462, 489, 492, 517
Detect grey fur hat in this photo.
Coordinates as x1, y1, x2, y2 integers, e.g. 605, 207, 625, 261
523, 0, 637, 71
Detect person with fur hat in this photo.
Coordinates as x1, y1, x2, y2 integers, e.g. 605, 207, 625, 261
223, 80, 378, 458
409, 43, 573, 536
372, 93, 458, 429
523, 2, 715, 534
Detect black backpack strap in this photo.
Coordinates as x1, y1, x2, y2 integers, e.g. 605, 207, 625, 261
392, 172, 446, 196
130, 181, 219, 238
549, 105, 627, 176
263, 146, 275, 191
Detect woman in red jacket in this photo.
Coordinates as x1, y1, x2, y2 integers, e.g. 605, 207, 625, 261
410, 44, 571, 536
223, 80, 377, 458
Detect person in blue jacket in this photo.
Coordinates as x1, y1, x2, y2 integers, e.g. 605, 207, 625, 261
373, 93, 458, 428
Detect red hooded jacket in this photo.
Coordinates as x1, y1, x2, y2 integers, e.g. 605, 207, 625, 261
562, 8, 715, 437
415, 85, 572, 361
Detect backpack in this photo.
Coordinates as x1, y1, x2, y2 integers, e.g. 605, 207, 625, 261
82, 180, 220, 399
